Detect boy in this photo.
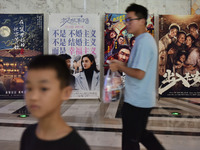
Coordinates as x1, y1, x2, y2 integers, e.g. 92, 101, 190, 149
20, 55, 90, 150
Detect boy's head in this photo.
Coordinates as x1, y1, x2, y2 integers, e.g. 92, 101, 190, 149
125, 3, 148, 35
25, 55, 72, 119
28, 55, 71, 88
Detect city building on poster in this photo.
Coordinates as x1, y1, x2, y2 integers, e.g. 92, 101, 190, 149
0, 14, 44, 99
158, 15, 200, 97
48, 14, 100, 99
104, 13, 154, 85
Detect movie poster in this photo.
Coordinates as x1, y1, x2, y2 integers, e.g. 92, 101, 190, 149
48, 14, 100, 99
0, 14, 43, 99
158, 15, 200, 97
104, 13, 154, 85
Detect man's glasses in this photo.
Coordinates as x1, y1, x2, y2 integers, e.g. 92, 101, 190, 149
125, 18, 141, 23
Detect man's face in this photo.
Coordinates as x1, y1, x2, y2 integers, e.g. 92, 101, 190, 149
66, 59, 71, 69
125, 11, 143, 35
118, 48, 130, 63
118, 37, 124, 45
169, 28, 178, 38
25, 69, 68, 119
189, 27, 198, 38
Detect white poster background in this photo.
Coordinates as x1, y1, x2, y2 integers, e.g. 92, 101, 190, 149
48, 14, 100, 99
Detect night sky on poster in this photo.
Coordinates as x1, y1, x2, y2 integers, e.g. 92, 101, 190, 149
0, 14, 43, 99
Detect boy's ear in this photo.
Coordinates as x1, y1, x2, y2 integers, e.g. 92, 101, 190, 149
61, 86, 72, 101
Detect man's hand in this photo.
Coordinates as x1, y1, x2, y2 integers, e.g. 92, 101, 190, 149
109, 59, 126, 72
109, 59, 145, 80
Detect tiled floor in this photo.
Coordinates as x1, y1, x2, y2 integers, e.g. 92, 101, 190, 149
0, 97, 199, 150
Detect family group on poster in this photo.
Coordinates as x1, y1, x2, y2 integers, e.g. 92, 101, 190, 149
158, 15, 200, 97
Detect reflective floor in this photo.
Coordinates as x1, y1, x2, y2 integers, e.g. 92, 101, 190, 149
0, 97, 199, 150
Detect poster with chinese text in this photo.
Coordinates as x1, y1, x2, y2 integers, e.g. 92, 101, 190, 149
49, 14, 100, 99
158, 15, 200, 97
0, 14, 43, 99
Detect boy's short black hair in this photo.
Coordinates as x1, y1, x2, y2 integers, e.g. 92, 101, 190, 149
28, 55, 71, 88
125, 3, 148, 20
59, 54, 71, 60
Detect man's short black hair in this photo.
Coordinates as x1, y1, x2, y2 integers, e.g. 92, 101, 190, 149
125, 3, 148, 20
187, 22, 198, 30
28, 55, 71, 88
118, 45, 131, 52
118, 35, 124, 39
59, 54, 71, 60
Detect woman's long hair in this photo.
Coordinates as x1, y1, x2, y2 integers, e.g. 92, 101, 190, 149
81, 54, 99, 73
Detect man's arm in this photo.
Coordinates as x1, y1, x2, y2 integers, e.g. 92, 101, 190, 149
109, 59, 145, 80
